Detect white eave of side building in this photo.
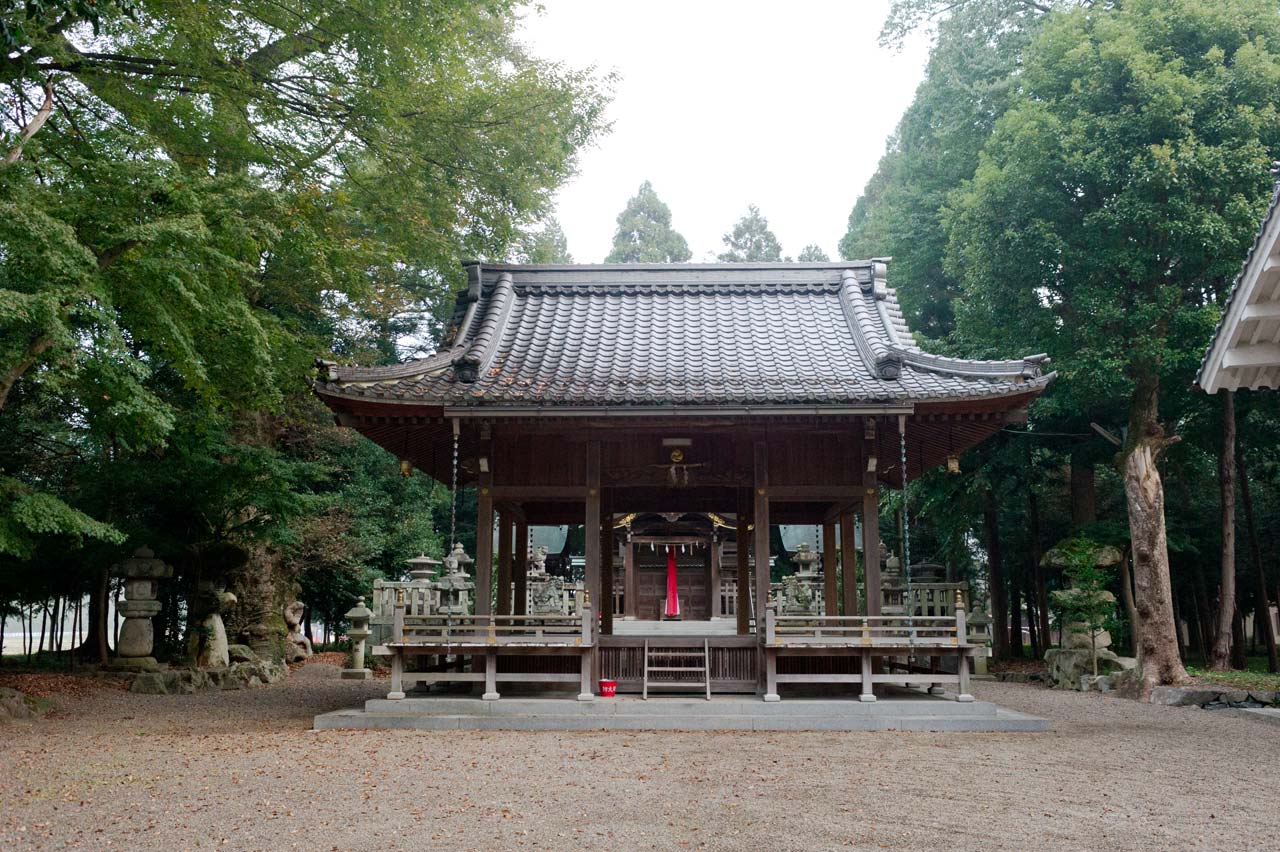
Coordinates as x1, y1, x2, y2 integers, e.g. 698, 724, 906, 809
1199, 184, 1280, 394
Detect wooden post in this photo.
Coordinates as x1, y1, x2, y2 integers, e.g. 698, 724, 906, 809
482, 650, 499, 701
955, 590, 973, 701
862, 490, 881, 616
753, 442, 771, 633
496, 511, 513, 616
829, 514, 839, 614
840, 513, 858, 616
514, 519, 528, 616
859, 648, 876, 702
600, 488, 614, 636
585, 441, 601, 613
585, 441, 601, 681
578, 600, 595, 701
709, 537, 721, 618
623, 539, 637, 620
736, 489, 752, 636
476, 475, 494, 617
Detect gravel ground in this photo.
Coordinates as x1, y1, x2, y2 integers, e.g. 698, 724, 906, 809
1, 663, 1276, 852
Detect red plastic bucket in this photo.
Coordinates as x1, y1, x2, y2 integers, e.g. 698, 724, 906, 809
598, 678, 617, 697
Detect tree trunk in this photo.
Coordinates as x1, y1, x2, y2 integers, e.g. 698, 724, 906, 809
37, 602, 48, 656
1231, 607, 1247, 670
1119, 369, 1188, 695
1070, 447, 1097, 527
1009, 559, 1024, 659
1026, 587, 1041, 658
983, 491, 1010, 659
1028, 482, 1050, 654
1238, 447, 1278, 673
1210, 391, 1236, 670
1188, 583, 1205, 658
1119, 548, 1140, 658
76, 564, 111, 664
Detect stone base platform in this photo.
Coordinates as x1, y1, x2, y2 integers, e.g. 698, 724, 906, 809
315, 692, 1049, 732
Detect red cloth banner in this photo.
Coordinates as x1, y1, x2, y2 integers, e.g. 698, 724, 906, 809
664, 545, 681, 618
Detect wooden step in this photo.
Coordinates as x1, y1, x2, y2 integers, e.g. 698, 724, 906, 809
643, 639, 711, 701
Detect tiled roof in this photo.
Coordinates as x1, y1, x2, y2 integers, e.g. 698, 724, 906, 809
1198, 174, 1280, 393
316, 262, 1053, 409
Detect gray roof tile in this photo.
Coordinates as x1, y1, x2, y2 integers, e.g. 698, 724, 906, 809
317, 262, 1052, 409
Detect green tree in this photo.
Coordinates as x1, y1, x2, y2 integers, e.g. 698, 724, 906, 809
797, 244, 830, 262
517, 219, 573, 264
605, 181, 691, 263
842, 0, 1052, 337
719, 205, 785, 262
0, 0, 608, 659
945, 0, 1280, 693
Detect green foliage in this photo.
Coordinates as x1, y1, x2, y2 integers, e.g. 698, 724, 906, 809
0, 0, 608, 645
844, 1, 1049, 337
605, 181, 692, 263
517, 219, 574, 264
718, 205, 785, 263
797, 244, 829, 262
946, 0, 1280, 411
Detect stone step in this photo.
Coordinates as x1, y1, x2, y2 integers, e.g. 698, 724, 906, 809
315, 707, 1049, 733
362, 696, 999, 717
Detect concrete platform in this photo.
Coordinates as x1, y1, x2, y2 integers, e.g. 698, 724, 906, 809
314, 692, 1049, 732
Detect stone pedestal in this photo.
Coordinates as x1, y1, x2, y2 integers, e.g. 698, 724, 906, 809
111, 547, 172, 670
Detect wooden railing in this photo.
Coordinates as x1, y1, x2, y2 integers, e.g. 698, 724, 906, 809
377, 603, 596, 702
760, 603, 974, 703
765, 610, 965, 647
392, 609, 593, 648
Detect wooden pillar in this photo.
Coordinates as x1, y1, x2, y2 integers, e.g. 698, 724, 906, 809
600, 488, 613, 636
862, 489, 881, 616
623, 539, 637, 619
840, 513, 858, 617
709, 537, 721, 618
513, 519, 528, 616
736, 489, 752, 635
822, 519, 838, 616
753, 441, 771, 632
584, 439, 601, 618
496, 511, 513, 616
476, 473, 494, 617
862, 418, 881, 617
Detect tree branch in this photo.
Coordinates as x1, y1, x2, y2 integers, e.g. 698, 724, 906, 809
2, 81, 54, 167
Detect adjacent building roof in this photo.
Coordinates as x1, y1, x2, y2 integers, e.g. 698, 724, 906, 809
316, 261, 1053, 414
1199, 179, 1280, 393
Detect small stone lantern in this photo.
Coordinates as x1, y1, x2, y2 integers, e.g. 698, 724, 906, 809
405, 553, 441, 583
109, 547, 172, 671
435, 543, 475, 615
782, 543, 823, 615
342, 597, 374, 680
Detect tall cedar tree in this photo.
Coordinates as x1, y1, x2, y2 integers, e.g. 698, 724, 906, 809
719, 205, 785, 262
604, 181, 691, 263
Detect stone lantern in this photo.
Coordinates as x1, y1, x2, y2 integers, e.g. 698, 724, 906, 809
782, 542, 822, 615
110, 547, 172, 671
405, 554, 441, 583
527, 545, 566, 615
342, 597, 374, 680
434, 543, 475, 615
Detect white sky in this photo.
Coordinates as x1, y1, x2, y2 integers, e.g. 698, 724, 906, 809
516, 1, 932, 263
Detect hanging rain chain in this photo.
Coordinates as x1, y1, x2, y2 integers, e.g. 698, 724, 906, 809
450, 418, 460, 549
899, 415, 916, 652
